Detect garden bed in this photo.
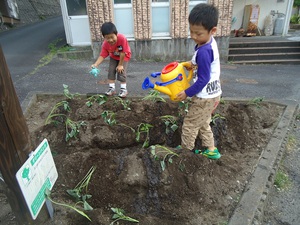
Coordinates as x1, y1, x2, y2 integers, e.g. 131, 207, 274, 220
23, 92, 285, 225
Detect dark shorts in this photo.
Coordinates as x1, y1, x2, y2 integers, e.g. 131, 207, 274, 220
108, 58, 128, 82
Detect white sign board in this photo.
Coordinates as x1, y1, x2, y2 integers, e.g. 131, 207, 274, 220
16, 139, 58, 219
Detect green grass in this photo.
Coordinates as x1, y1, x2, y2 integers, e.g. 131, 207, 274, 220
30, 38, 71, 75
286, 135, 297, 152
274, 169, 291, 191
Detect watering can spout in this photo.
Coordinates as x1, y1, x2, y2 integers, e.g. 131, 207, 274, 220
142, 77, 154, 90
142, 77, 172, 96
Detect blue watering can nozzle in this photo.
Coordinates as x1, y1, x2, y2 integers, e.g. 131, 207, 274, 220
89, 67, 100, 77
142, 77, 154, 90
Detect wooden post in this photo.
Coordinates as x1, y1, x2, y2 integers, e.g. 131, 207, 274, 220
0, 46, 48, 224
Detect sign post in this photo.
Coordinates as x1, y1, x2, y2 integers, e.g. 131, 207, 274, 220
16, 139, 58, 220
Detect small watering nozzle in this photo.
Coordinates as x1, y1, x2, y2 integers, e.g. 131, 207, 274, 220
89, 67, 100, 77
142, 77, 154, 90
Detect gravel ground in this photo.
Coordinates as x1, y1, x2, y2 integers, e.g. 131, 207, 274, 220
261, 109, 300, 225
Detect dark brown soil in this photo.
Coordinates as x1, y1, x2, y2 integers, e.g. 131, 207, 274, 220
23, 94, 284, 225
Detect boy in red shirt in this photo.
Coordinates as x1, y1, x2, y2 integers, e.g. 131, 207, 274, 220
91, 22, 131, 97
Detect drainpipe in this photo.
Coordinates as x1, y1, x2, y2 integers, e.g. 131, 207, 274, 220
283, 0, 293, 36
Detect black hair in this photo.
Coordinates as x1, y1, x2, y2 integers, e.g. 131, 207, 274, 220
101, 22, 118, 36
188, 3, 219, 31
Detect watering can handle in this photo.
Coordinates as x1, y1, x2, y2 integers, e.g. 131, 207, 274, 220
180, 62, 194, 82
151, 72, 161, 78
155, 74, 183, 86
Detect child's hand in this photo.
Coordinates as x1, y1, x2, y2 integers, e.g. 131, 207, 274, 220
176, 91, 187, 101
116, 65, 124, 74
181, 61, 193, 70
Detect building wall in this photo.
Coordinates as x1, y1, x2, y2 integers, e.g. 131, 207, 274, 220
87, 0, 233, 62
231, 0, 289, 32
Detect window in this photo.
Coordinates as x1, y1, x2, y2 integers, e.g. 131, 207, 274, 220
189, 0, 207, 12
188, 0, 207, 37
114, 0, 131, 3
114, 0, 134, 38
151, 0, 170, 37
66, 0, 87, 16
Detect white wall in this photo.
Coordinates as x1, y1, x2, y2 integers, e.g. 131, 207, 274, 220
231, 0, 288, 31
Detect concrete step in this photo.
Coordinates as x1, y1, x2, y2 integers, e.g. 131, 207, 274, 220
229, 41, 300, 48
229, 46, 300, 54
228, 39, 300, 64
229, 58, 300, 65
228, 52, 300, 61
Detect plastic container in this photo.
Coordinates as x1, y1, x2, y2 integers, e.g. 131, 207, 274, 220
274, 13, 285, 35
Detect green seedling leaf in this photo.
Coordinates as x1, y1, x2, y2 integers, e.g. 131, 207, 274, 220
83, 201, 93, 211
160, 160, 166, 171
171, 124, 178, 132
110, 207, 139, 224
150, 145, 179, 171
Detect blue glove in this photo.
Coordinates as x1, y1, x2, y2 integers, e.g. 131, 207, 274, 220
89, 67, 100, 77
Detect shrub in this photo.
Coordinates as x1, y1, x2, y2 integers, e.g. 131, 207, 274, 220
290, 14, 300, 24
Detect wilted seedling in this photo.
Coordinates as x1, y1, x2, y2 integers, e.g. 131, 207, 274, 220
113, 96, 131, 110
66, 166, 96, 211
160, 115, 178, 134
150, 145, 179, 171
65, 119, 86, 141
101, 110, 117, 126
211, 113, 226, 125
45, 100, 70, 125
45, 166, 96, 222
142, 90, 166, 102
247, 97, 264, 108
45, 189, 92, 221
178, 98, 191, 116
136, 123, 153, 148
220, 97, 226, 104
110, 207, 139, 224
86, 94, 107, 107
63, 84, 80, 99
118, 123, 135, 133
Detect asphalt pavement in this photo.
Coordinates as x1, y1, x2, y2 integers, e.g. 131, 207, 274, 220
15, 57, 300, 104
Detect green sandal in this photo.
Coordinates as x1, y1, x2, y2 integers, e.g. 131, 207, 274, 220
194, 148, 221, 160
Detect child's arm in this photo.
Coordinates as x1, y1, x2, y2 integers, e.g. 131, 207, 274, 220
91, 56, 105, 68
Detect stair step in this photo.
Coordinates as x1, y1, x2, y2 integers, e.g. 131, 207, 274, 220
228, 38, 300, 64
229, 41, 300, 48
228, 53, 300, 61
229, 52, 300, 57
229, 58, 300, 64
229, 46, 300, 54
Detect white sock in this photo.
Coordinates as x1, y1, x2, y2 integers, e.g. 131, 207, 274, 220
120, 83, 127, 90
109, 83, 115, 89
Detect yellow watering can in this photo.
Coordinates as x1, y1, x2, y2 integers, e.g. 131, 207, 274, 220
142, 61, 193, 101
